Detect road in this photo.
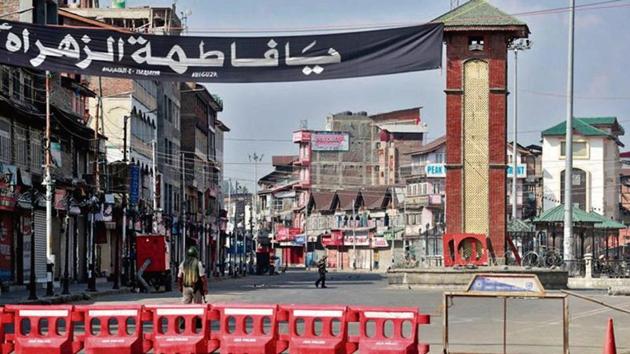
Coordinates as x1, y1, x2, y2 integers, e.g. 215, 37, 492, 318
81, 270, 630, 354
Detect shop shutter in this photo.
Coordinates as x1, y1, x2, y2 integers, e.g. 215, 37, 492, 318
33, 210, 48, 282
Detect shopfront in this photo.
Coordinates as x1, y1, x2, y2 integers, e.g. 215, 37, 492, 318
274, 226, 304, 267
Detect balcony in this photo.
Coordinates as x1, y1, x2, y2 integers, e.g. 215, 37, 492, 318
406, 195, 429, 208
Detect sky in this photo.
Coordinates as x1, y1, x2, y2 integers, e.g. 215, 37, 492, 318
125, 0, 630, 190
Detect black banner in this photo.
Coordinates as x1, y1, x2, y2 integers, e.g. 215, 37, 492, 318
0, 20, 442, 82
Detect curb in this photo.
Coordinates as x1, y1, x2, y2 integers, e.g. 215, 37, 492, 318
4, 287, 132, 305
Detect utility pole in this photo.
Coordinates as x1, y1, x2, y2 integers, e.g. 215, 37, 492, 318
227, 178, 236, 276
44, 70, 55, 297
28, 190, 37, 300
61, 195, 71, 295
152, 129, 158, 233
201, 164, 207, 270
180, 152, 186, 265
352, 198, 356, 270
508, 38, 532, 221
121, 114, 129, 286
563, 0, 576, 275
249, 153, 263, 253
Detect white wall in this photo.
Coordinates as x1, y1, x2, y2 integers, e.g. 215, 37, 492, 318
542, 135, 618, 218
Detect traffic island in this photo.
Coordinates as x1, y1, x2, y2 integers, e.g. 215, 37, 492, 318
387, 266, 568, 290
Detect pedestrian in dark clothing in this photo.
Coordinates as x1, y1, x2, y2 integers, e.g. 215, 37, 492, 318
315, 256, 328, 288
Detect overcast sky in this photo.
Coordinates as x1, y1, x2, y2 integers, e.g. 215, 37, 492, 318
126, 0, 630, 190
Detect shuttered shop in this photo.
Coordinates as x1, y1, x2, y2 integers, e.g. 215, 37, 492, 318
33, 210, 47, 282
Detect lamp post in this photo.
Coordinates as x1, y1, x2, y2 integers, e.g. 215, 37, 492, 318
508, 38, 532, 221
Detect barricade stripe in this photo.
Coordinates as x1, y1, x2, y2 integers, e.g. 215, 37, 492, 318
88, 309, 138, 317
19, 310, 68, 317
293, 310, 343, 317
224, 308, 274, 316
364, 311, 415, 319
156, 308, 205, 316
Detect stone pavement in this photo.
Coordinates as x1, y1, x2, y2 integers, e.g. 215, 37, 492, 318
0, 281, 131, 305
0, 273, 257, 305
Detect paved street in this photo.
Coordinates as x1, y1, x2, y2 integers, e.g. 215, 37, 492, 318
78, 270, 630, 354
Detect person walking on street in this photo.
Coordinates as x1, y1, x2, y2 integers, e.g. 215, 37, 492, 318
177, 246, 208, 304
315, 256, 328, 288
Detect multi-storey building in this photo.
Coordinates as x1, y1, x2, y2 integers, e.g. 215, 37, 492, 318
180, 82, 223, 269
0, 0, 105, 289
542, 117, 624, 220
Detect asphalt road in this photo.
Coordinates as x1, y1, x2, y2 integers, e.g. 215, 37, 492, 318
80, 270, 630, 354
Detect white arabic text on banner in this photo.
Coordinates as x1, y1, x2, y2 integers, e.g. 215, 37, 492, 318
0, 20, 443, 83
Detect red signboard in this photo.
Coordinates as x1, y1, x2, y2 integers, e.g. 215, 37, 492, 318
276, 226, 302, 242
0, 180, 15, 212
0, 214, 13, 281
321, 231, 344, 247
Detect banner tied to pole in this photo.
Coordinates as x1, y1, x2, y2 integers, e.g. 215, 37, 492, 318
0, 20, 443, 82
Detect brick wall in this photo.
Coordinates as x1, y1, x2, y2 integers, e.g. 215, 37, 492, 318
88, 76, 133, 97
444, 30, 510, 259
0, 0, 20, 21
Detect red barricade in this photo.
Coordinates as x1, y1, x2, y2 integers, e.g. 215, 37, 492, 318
4, 304, 77, 354
349, 306, 430, 354
0, 306, 9, 354
280, 304, 356, 354
145, 304, 217, 354
75, 304, 144, 354
213, 303, 286, 354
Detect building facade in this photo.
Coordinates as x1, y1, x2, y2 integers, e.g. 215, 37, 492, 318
542, 117, 624, 220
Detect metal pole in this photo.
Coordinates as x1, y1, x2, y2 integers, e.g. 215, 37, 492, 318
62, 196, 70, 295
28, 191, 37, 300
563, 0, 576, 274
87, 209, 96, 292
121, 115, 129, 286
512, 48, 519, 221
152, 135, 157, 233
44, 70, 54, 297
181, 152, 186, 265
352, 198, 356, 270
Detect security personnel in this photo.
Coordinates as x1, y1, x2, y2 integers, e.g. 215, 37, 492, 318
315, 256, 328, 288
177, 246, 208, 304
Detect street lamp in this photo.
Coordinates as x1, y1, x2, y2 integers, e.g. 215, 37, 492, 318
508, 38, 533, 221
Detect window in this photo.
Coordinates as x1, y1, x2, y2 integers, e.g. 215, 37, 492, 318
560, 141, 588, 158
0, 119, 10, 163
468, 36, 484, 51
0, 67, 8, 93
434, 152, 444, 164
15, 131, 28, 167
31, 131, 42, 171
12, 71, 21, 100
23, 75, 32, 103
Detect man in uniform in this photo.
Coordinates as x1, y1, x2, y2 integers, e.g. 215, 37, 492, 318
315, 255, 328, 288
177, 246, 208, 304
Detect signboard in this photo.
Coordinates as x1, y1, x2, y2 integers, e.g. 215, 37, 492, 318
506, 164, 527, 178
0, 19, 443, 83
371, 236, 388, 248
54, 189, 67, 210
311, 131, 350, 151
0, 215, 12, 281
466, 273, 545, 296
425, 163, 445, 177
129, 164, 140, 205
51, 142, 62, 168
344, 234, 370, 246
